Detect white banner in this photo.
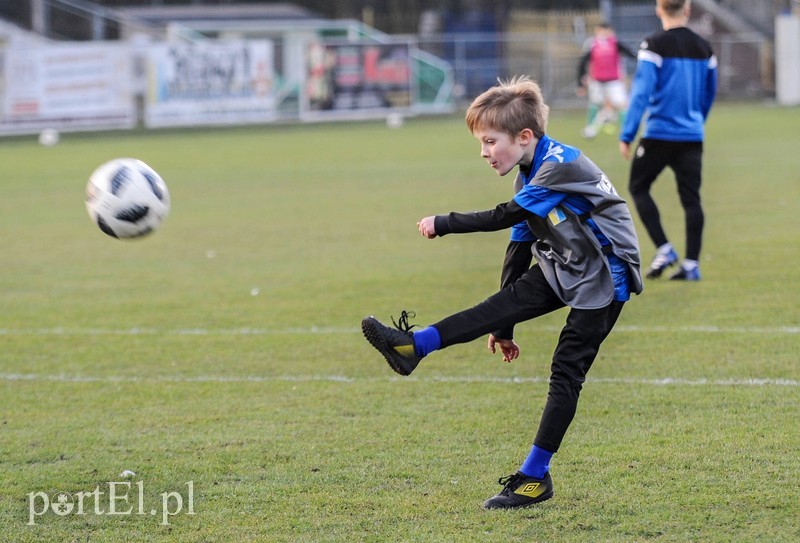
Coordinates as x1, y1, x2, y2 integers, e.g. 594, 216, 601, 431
0, 43, 135, 134
145, 40, 276, 128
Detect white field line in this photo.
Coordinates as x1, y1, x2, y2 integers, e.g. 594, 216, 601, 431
0, 325, 798, 336
0, 373, 797, 387
2, 326, 796, 387
0, 326, 357, 336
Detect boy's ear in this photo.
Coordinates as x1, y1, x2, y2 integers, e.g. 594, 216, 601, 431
518, 128, 535, 145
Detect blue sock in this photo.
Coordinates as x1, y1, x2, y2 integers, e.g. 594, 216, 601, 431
412, 326, 441, 358
519, 445, 554, 479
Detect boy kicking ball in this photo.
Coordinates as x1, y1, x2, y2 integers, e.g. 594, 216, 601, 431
361, 76, 643, 509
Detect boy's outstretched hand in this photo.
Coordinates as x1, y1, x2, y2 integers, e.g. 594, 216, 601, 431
418, 216, 437, 238
488, 334, 520, 363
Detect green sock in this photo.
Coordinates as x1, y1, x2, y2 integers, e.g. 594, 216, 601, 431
586, 104, 599, 126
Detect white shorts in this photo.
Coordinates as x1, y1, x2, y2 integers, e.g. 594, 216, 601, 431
588, 79, 628, 109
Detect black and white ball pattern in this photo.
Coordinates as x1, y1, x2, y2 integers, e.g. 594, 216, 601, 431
85, 158, 170, 239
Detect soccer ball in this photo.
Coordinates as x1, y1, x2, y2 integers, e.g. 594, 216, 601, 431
85, 158, 170, 239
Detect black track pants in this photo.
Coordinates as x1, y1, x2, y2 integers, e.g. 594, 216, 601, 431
433, 265, 625, 452
628, 139, 704, 261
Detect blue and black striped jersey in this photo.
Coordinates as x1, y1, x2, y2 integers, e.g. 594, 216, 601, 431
621, 26, 717, 143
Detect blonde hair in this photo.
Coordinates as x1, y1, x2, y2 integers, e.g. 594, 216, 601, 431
465, 75, 549, 139
658, 0, 688, 16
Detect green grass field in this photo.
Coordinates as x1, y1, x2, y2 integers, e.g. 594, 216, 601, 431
1, 103, 798, 542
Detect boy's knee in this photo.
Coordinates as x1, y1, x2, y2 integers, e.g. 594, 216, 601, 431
549, 362, 589, 390
628, 182, 649, 199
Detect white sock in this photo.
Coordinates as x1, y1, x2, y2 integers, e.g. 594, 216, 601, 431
657, 243, 674, 254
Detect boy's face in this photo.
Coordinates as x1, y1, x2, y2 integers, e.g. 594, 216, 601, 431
474, 126, 535, 177
596, 26, 613, 38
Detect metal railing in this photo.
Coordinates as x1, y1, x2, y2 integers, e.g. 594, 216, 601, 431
417, 31, 774, 104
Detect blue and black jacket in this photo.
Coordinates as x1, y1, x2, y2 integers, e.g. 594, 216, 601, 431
433, 135, 642, 311
621, 26, 717, 143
